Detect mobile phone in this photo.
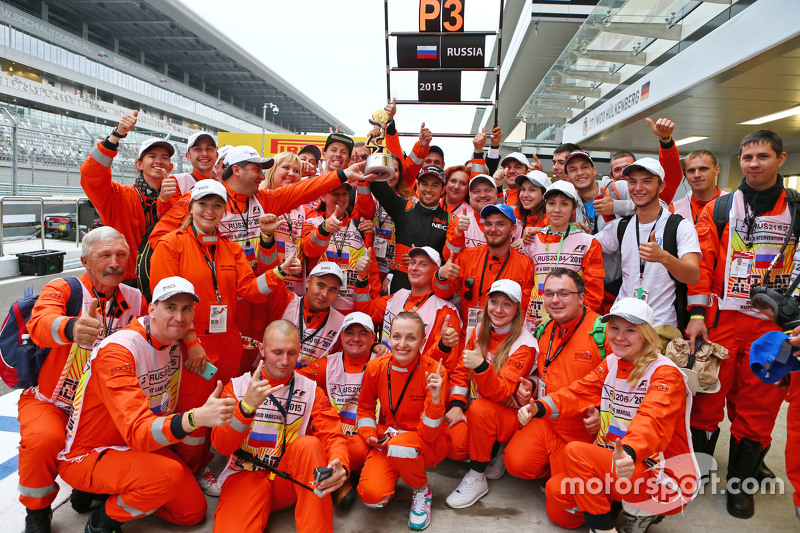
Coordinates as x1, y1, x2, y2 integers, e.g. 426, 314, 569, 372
186, 359, 218, 381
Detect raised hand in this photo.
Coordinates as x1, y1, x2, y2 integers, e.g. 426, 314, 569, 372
445, 405, 466, 428
280, 248, 302, 276
515, 375, 533, 405
489, 125, 503, 147
241, 361, 285, 412
384, 98, 397, 121
529, 154, 543, 172
159, 176, 178, 201
193, 380, 237, 428
472, 127, 487, 153
73, 298, 101, 347
492, 168, 505, 187
185, 340, 208, 374
594, 187, 615, 217
355, 247, 372, 276
419, 122, 432, 150
329, 124, 341, 134
462, 347, 484, 370
645, 117, 675, 140
638, 230, 666, 264
116, 110, 138, 136
517, 402, 533, 426
425, 359, 443, 404
457, 206, 471, 235
522, 226, 540, 245
583, 405, 600, 435
325, 204, 346, 234
440, 315, 458, 348
438, 253, 460, 281
357, 218, 374, 234
613, 440, 635, 479
259, 213, 281, 235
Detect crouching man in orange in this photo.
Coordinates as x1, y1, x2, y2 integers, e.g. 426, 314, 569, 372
356, 312, 449, 531
57, 277, 238, 533
211, 320, 349, 533
519, 298, 698, 533
444, 280, 537, 509
298, 312, 379, 508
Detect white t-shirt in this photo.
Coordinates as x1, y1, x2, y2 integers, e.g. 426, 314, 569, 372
594, 213, 701, 327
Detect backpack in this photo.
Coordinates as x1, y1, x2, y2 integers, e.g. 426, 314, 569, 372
617, 213, 689, 330
536, 314, 607, 359
712, 187, 800, 239
0, 277, 83, 389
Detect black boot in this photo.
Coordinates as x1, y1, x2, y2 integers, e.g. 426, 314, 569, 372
690, 427, 720, 484
756, 460, 776, 482
727, 436, 765, 519
85, 505, 124, 533
25, 507, 52, 533
71, 489, 95, 513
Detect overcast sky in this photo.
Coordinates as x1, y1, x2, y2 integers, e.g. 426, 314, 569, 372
176, 0, 502, 164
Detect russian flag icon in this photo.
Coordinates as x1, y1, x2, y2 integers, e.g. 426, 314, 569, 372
417, 45, 437, 60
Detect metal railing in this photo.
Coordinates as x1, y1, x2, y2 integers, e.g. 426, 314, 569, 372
0, 195, 88, 257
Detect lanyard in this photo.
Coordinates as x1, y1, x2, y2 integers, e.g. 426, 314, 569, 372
266, 375, 295, 467
191, 226, 221, 302
298, 297, 331, 346
545, 225, 571, 271
543, 307, 587, 371
403, 291, 434, 313
343, 351, 371, 374
529, 211, 545, 228
329, 220, 349, 258
635, 208, 663, 282
228, 196, 251, 236
477, 251, 511, 302
387, 357, 419, 418
92, 287, 118, 338
376, 205, 392, 232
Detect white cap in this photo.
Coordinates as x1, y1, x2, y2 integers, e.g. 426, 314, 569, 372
309, 262, 345, 285
152, 276, 200, 303
341, 311, 375, 333
190, 179, 226, 201
216, 145, 232, 166
225, 145, 275, 169
488, 279, 522, 303
138, 138, 175, 159
601, 297, 655, 327
469, 174, 495, 190
543, 180, 579, 203
622, 157, 665, 180
408, 246, 441, 268
187, 131, 217, 149
516, 169, 552, 189
501, 152, 529, 168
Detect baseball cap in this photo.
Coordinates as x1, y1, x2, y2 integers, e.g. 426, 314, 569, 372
750, 331, 800, 384
408, 246, 442, 268
480, 203, 517, 224
152, 276, 200, 303
309, 262, 345, 285
564, 150, 594, 167
341, 311, 375, 334
428, 145, 444, 161
216, 145, 232, 166
187, 131, 217, 149
138, 138, 175, 159
469, 174, 495, 190
601, 298, 655, 327
298, 144, 322, 161
622, 157, 665, 181
543, 180, 579, 204
191, 179, 227, 201
501, 152, 530, 168
488, 279, 522, 303
325, 133, 354, 153
418, 165, 446, 184
516, 169, 552, 189
225, 146, 275, 169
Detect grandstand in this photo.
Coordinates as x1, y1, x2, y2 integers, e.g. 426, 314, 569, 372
0, 0, 351, 192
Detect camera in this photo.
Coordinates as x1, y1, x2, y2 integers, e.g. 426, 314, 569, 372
750, 284, 800, 330
272, 106, 279, 115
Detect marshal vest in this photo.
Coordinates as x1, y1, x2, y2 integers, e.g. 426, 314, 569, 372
282, 294, 343, 368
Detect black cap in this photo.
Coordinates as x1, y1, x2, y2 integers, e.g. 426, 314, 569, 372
428, 145, 444, 160
298, 144, 322, 161
417, 165, 446, 183
325, 133, 354, 153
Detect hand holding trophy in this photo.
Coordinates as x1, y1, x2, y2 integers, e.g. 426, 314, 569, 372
363, 107, 395, 182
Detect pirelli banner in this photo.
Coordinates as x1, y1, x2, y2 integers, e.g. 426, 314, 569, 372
217, 133, 367, 158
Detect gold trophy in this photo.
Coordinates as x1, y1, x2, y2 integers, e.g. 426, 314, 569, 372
363, 108, 395, 182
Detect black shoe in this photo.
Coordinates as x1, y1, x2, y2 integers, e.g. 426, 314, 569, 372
71, 489, 95, 513
334, 478, 357, 511
755, 461, 776, 482
85, 508, 124, 533
615, 510, 663, 533
691, 427, 720, 483
727, 437, 765, 519
25, 507, 52, 533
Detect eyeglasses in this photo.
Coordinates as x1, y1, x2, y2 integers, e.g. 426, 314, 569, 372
542, 290, 580, 299
464, 277, 475, 301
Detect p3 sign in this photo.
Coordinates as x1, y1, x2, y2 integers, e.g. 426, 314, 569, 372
420, 0, 465, 32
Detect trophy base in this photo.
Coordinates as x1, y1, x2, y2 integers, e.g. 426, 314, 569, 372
365, 153, 395, 182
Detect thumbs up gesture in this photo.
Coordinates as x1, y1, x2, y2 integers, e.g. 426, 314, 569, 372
419, 122, 432, 150
356, 247, 372, 276
259, 213, 281, 235
594, 187, 615, 217
115, 110, 138, 137
515, 375, 534, 405
425, 359, 443, 404
462, 346, 484, 370
325, 204, 346, 234
191, 380, 238, 428
472, 127, 487, 153
646, 117, 675, 141
280, 247, 302, 276
74, 298, 102, 347
438, 253, 460, 281
440, 315, 458, 348
159, 176, 178, 202
522, 225, 540, 245
613, 440, 635, 479
638, 229, 666, 264
457, 206, 471, 235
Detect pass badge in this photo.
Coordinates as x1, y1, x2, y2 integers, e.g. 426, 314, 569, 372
209, 304, 228, 334
373, 236, 388, 259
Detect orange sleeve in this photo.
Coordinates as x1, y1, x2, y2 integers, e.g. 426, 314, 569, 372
473, 344, 536, 404
148, 195, 189, 248
416, 358, 447, 443
353, 283, 388, 323
231, 240, 270, 304
309, 387, 350, 471
687, 201, 720, 305
297, 358, 328, 389
432, 253, 461, 301
356, 360, 381, 441
621, 366, 687, 462
582, 239, 606, 312
28, 278, 76, 347
148, 233, 183, 295
519, 257, 535, 318
156, 193, 179, 217
258, 171, 343, 216
210, 380, 252, 455
424, 307, 463, 373
447, 332, 475, 405
352, 186, 377, 221
301, 218, 331, 260
542, 361, 609, 419
442, 214, 465, 261
255, 234, 279, 275
80, 142, 121, 225
470, 157, 488, 177
659, 142, 682, 204
401, 141, 425, 188
94, 342, 184, 451
367, 246, 382, 300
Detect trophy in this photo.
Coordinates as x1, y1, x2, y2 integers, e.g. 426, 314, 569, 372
363, 108, 395, 182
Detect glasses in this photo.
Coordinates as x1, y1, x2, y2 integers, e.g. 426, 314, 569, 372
464, 277, 475, 301
542, 290, 580, 299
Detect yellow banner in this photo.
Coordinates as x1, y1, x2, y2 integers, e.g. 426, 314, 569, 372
218, 133, 367, 158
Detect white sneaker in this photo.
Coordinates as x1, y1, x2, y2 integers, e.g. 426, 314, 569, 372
445, 471, 489, 509
485, 445, 506, 480
409, 485, 432, 530
196, 466, 221, 497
